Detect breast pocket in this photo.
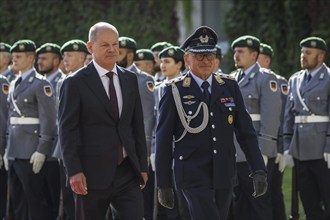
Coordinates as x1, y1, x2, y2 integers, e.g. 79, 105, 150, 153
243, 93, 259, 113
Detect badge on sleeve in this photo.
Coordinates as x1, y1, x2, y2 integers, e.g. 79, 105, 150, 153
146, 81, 155, 92
281, 84, 288, 95
269, 80, 278, 92
2, 83, 9, 95
43, 85, 53, 97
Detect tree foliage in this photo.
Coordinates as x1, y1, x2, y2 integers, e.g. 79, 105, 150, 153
224, 0, 330, 78
0, 0, 179, 49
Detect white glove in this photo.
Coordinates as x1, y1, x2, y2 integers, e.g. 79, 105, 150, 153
284, 150, 294, 168
150, 153, 156, 172
262, 154, 268, 166
30, 152, 46, 174
275, 153, 286, 172
324, 153, 330, 169
3, 150, 8, 171
0, 154, 3, 169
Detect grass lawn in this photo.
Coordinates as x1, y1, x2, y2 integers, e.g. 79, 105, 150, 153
282, 167, 305, 220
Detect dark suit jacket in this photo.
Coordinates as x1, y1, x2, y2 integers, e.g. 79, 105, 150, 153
58, 62, 148, 190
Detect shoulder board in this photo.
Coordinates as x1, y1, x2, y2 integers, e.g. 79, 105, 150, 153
217, 73, 236, 80
154, 81, 164, 87
259, 67, 273, 74
165, 75, 185, 86
35, 73, 47, 80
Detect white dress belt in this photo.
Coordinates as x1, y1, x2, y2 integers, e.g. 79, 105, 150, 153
10, 117, 40, 125
249, 114, 261, 121
294, 115, 329, 124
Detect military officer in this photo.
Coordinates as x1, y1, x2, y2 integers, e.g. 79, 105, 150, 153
36, 42, 65, 219
134, 48, 155, 75
283, 37, 330, 220
0, 74, 9, 220
231, 35, 282, 220
116, 36, 156, 220
0, 42, 17, 82
156, 26, 267, 220
150, 41, 172, 82
258, 42, 288, 220
4, 40, 56, 219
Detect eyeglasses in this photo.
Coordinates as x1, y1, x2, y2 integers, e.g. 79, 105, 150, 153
191, 53, 216, 61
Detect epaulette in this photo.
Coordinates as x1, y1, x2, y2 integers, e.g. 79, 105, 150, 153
35, 73, 46, 80
260, 67, 273, 74
154, 81, 164, 87
165, 75, 185, 86
217, 72, 236, 80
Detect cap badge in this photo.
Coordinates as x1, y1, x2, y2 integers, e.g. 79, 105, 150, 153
199, 35, 209, 43
121, 40, 126, 47
311, 41, 317, 47
138, 53, 144, 59
168, 49, 174, 56
73, 44, 79, 51
46, 46, 52, 51
0, 45, 4, 50
247, 39, 253, 46
260, 47, 263, 53
19, 44, 25, 51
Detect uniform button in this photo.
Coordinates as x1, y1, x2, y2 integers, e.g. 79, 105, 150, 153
34, 130, 38, 134
248, 95, 252, 98
210, 112, 213, 116
317, 97, 320, 100
179, 156, 183, 160
213, 137, 216, 141
24, 99, 28, 102
12, 126, 15, 128
13, 109, 16, 111
299, 125, 303, 128
229, 107, 232, 111
213, 149, 217, 154
212, 124, 215, 128
188, 111, 192, 115
302, 98, 305, 101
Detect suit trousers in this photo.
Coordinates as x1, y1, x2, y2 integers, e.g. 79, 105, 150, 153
270, 163, 286, 220
74, 158, 143, 220
295, 159, 330, 220
233, 159, 274, 220
9, 159, 52, 220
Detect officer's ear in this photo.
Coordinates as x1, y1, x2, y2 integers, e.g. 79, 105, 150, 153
87, 41, 93, 55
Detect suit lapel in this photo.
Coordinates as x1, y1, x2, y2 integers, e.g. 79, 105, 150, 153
117, 66, 129, 121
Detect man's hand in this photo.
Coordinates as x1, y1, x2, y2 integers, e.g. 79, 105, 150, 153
324, 153, 330, 169
284, 150, 294, 168
140, 172, 148, 189
70, 172, 88, 195
275, 153, 286, 172
29, 152, 46, 174
251, 170, 268, 198
158, 187, 174, 209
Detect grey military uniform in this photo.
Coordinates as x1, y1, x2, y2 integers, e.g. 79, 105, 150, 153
6, 70, 56, 159
232, 63, 282, 161
128, 64, 156, 157
283, 63, 330, 160
0, 75, 9, 155
1, 69, 17, 83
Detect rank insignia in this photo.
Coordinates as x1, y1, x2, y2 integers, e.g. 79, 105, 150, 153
146, 81, 155, 92
2, 83, 9, 95
183, 77, 191, 87
43, 85, 53, 97
228, 115, 233, 124
249, 72, 256, 78
281, 84, 288, 95
215, 75, 224, 85
183, 95, 195, 99
319, 73, 324, 80
270, 80, 278, 92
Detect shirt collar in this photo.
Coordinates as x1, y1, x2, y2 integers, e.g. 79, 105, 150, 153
189, 71, 213, 89
20, 68, 34, 80
305, 64, 323, 77
93, 60, 118, 78
243, 63, 257, 75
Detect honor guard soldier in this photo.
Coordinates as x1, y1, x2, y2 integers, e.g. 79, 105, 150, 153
117, 36, 156, 220
231, 35, 282, 220
155, 26, 267, 220
0, 74, 9, 220
150, 41, 172, 82
0, 42, 17, 82
134, 49, 155, 75
4, 40, 56, 219
60, 39, 88, 74
283, 37, 330, 220
36, 42, 65, 220
258, 42, 288, 220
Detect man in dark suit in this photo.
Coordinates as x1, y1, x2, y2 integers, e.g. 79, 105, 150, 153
58, 22, 148, 220
155, 26, 268, 220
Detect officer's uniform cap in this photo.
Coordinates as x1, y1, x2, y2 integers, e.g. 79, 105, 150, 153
36, 43, 62, 57
60, 39, 88, 54
134, 49, 154, 61
0, 42, 11, 52
150, 42, 172, 52
10, 40, 36, 53
119, 37, 137, 50
181, 26, 218, 54
159, 46, 185, 63
259, 43, 274, 57
231, 35, 260, 52
300, 37, 327, 51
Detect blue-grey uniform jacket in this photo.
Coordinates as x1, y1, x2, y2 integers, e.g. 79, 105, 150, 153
0, 75, 9, 155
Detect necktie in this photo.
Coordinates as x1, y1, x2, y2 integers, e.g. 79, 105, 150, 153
201, 81, 211, 104
106, 72, 123, 164
306, 73, 312, 83
15, 77, 22, 89
238, 71, 245, 82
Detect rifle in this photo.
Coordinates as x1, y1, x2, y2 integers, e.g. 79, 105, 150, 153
289, 166, 299, 220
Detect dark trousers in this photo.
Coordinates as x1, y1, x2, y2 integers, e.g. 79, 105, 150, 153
44, 160, 61, 220
74, 158, 143, 220
59, 160, 75, 220
233, 159, 274, 220
270, 163, 286, 220
295, 159, 330, 220
0, 166, 7, 219
142, 165, 154, 220
9, 159, 52, 220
